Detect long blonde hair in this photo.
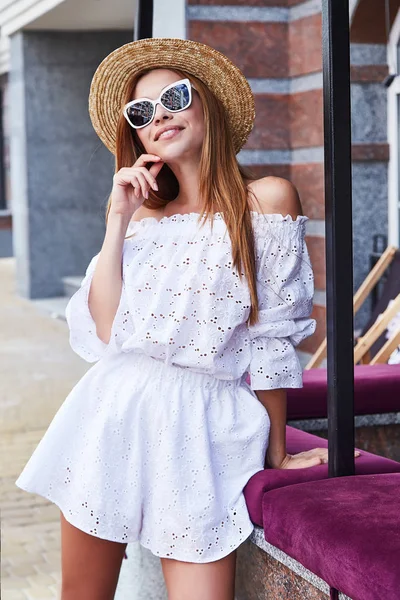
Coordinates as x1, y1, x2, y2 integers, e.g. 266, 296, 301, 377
105, 67, 262, 326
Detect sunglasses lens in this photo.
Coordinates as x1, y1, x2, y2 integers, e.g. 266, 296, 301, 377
161, 83, 190, 111
126, 100, 154, 127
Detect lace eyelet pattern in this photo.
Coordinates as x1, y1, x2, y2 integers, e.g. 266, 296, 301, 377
65, 210, 315, 391
15, 210, 316, 563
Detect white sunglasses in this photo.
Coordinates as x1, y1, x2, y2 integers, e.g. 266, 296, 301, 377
123, 78, 195, 130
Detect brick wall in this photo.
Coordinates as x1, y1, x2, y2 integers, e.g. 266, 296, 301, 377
188, 0, 326, 357
187, 0, 391, 357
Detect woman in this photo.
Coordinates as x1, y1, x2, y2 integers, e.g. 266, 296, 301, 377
15, 39, 360, 599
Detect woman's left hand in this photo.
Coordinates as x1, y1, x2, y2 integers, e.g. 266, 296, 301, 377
265, 447, 361, 469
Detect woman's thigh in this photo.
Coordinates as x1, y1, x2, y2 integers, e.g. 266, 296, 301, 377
160, 550, 237, 600
60, 511, 127, 600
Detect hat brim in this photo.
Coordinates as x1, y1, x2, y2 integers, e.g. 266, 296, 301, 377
88, 38, 255, 155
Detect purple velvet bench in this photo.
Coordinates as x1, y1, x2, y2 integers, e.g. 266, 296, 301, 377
262, 474, 400, 600
244, 427, 400, 599
286, 364, 400, 420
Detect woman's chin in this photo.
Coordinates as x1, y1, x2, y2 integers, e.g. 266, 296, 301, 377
154, 143, 198, 163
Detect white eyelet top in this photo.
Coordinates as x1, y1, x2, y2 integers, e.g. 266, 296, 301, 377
65, 211, 316, 390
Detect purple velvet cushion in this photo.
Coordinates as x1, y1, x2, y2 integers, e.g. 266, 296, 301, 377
244, 426, 400, 527
262, 474, 400, 600
287, 364, 400, 420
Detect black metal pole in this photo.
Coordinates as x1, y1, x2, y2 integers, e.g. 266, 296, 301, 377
0, 86, 6, 210
134, 0, 154, 40
322, 0, 355, 477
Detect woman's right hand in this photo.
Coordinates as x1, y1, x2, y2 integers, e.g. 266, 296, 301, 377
266, 447, 361, 469
109, 154, 164, 219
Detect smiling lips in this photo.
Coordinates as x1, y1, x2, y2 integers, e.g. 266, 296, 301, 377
155, 126, 184, 141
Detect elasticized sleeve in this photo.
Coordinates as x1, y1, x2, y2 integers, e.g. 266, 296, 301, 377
247, 215, 316, 391
65, 249, 133, 363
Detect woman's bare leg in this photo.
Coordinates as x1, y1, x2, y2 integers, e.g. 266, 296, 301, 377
160, 550, 237, 600
60, 511, 127, 600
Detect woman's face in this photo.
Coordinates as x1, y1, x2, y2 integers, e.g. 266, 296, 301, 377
132, 69, 205, 163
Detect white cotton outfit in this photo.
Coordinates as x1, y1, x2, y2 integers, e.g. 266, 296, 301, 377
15, 210, 316, 563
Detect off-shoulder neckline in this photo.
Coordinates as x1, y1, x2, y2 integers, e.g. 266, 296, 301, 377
128, 210, 309, 228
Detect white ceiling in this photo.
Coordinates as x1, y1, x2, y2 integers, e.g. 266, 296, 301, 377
0, 0, 186, 74
25, 0, 137, 30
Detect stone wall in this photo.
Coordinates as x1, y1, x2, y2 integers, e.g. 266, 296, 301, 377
9, 30, 132, 298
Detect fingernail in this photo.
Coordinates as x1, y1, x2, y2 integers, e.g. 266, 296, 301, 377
145, 190, 149, 199
153, 183, 158, 191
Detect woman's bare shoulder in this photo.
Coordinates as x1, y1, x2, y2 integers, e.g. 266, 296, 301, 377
130, 205, 165, 223
246, 176, 303, 220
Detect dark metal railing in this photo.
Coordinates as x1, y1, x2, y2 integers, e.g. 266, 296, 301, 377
322, 0, 355, 480
370, 234, 388, 310
323, 2, 355, 596
0, 85, 6, 210
134, 0, 153, 40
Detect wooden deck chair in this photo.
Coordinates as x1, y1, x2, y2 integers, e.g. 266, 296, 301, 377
306, 246, 400, 369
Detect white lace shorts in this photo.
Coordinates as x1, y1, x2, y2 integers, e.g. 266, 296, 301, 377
15, 351, 270, 563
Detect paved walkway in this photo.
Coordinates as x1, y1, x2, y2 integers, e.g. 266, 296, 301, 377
0, 257, 91, 598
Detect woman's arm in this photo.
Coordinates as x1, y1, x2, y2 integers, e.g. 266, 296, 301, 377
89, 155, 164, 345
249, 176, 361, 469
88, 213, 131, 344
255, 389, 287, 469
255, 388, 361, 468
255, 388, 330, 469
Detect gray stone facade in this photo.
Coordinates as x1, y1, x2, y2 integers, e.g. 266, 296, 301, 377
350, 43, 389, 330
9, 30, 132, 298
351, 162, 388, 330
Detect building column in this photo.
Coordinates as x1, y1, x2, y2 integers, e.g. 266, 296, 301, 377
9, 30, 132, 298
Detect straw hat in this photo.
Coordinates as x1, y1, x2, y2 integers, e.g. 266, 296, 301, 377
88, 38, 255, 155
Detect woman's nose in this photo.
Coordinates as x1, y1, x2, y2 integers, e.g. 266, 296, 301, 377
154, 102, 172, 124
